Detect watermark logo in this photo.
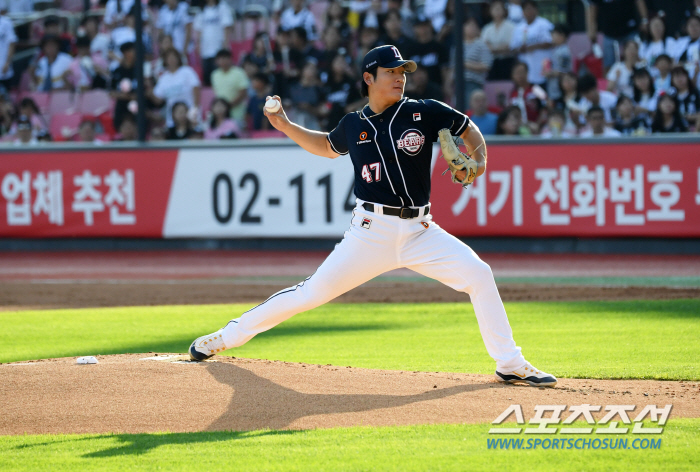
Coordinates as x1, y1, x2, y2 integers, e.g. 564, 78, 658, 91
489, 404, 672, 435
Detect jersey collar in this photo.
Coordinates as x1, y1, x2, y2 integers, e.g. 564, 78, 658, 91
362, 97, 407, 119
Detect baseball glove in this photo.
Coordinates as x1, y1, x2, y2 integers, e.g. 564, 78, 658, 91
438, 128, 478, 188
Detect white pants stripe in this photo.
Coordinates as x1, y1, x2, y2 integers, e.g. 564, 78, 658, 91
221, 202, 527, 372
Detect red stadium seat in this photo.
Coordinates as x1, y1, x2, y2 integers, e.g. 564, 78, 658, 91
49, 113, 82, 142
84, 111, 117, 139
77, 90, 113, 116
483, 81, 514, 109
230, 39, 254, 64
48, 91, 77, 116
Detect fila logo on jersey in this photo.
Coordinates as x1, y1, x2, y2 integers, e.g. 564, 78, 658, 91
361, 217, 372, 229
357, 131, 372, 145
413, 113, 421, 121
396, 129, 426, 156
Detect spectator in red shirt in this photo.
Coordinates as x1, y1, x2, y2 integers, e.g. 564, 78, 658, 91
508, 61, 547, 129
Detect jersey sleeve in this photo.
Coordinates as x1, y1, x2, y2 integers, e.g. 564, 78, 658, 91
423, 99, 470, 142
326, 114, 349, 155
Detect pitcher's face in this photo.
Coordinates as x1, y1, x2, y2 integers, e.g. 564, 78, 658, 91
367, 66, 407, 102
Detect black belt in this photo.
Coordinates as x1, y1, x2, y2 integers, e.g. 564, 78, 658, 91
362, 202, 430, 219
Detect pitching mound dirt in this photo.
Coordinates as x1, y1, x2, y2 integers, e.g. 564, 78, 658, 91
1, 354, 698, 435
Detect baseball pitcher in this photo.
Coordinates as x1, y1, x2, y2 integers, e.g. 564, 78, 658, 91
189, 45, 557, 387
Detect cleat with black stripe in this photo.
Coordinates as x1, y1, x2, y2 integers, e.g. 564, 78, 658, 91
189, 330, 228, 361
495, 362, 557, 387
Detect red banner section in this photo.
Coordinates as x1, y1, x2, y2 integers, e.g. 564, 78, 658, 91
0, 149, 178, 237
1, 143, 698, 238
430, 143, 700, 237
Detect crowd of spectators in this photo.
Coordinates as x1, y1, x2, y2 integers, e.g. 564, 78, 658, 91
0, 0, 699, 145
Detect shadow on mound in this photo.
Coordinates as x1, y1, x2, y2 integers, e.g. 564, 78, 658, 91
205, 362, 490, 432
78, 361, 489, 457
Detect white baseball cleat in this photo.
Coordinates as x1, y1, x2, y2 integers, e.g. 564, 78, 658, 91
495, 362, 557, 387
189, 330, 228, 361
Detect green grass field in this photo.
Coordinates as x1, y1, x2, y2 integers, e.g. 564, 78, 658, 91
2, 300, 698, 379
2, 420, 699, 472
1, 299, 699, 471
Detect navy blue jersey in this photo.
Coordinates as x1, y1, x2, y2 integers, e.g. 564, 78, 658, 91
327, 98, 469, 207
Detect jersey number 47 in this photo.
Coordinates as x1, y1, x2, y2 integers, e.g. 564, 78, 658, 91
361, 162, 381, 183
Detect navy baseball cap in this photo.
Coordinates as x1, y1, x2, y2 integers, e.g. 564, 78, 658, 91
362, 45, 417, 74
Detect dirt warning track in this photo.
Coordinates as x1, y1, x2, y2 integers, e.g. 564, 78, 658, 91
1, 354, 698, 435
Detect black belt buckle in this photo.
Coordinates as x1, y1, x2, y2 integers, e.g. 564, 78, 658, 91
399, 208, 413, 219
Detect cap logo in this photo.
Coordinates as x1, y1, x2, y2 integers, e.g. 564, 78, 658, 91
365, 60, 377, 69
391, 46, 401, 58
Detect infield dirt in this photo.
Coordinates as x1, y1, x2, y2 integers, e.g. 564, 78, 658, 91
1, 354, 698, 435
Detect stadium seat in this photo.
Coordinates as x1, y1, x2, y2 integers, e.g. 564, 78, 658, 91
483, 81, 514, 109
83, 111, 116, 139
48, 91, 77, 116
49, 113, 82, 142
77, 90, 113, 116
230, 39, 254, 64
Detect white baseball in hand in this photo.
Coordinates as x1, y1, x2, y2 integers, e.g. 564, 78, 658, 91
265, 98, 281, 113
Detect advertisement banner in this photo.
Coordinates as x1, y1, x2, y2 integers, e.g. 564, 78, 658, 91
429, 143, 700, 237
1, 142, 698, 238
163, 147, 356, 237
0, 149, 177, 237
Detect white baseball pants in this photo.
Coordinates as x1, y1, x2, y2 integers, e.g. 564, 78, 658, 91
220, 200, 527, 372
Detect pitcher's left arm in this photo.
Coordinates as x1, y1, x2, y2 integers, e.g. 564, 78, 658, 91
459, 120, 487, 180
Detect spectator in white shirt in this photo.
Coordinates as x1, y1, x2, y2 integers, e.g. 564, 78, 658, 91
156, 0, 192, 54
577, 73, 618, 123
2, 0, 33, 14
279, 0, 317, 41
109, 7, 152, 69
652, 54, 673, 94
481, 0, 516, 81
509, 0, 553, 85
33, 36, 73, 91
508, 0, 524, 24
13, 115, 38, 146
193, 0, 234, 86
677, 14, 700, 64
606, 40, 645, 97
579, 106, 622, 137
423, 0, 449, 36
632, 67, 659, 115
149, 48, 201, 127
0, 6, 17, 92
81, 16, 111, 63
104, 0, 135, 27
640, 16, 676, 65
